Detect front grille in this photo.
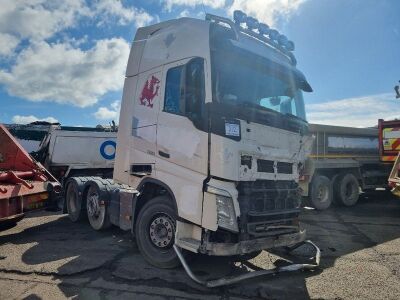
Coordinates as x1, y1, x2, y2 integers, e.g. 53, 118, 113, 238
256, 159, 293, 174
277, 162, 293, 174
237, 180, 301, 238
257, 159, 274, 173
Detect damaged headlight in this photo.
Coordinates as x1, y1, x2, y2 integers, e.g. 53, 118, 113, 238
206, 186, 239, 232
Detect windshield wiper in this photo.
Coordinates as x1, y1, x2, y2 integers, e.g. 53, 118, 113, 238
284, 113, 306, 123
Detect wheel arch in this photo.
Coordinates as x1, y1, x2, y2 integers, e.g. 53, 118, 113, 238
132, 178, 178, 231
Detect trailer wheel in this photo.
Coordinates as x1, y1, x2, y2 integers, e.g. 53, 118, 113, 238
86, 184, 111, 230
334, 173, 360, 206
135, 195, 180, 269
66, 181, 85, 222
310, 175, 332, 210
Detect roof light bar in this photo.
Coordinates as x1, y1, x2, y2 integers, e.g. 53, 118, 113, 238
286, 40, 295, 51
278, 34, 288, 47
258, 23, 270, 35
268, 29, 279, 41
230, 10, 296, 53
233, 10, 247, 24
246, 17, 259, 30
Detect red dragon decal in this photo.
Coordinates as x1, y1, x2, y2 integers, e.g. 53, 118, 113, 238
139, 75, 160, 108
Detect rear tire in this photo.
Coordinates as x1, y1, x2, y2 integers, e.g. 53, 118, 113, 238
310, 175, 332, 210
66, 181, 85, 222
86, 184, 111, 230
334, 173, 360, 206
135, 195, 180, 269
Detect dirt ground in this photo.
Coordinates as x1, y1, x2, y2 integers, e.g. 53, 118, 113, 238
0, 191, 399, 300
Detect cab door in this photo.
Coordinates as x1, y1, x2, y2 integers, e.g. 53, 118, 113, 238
156, 57, 208, 224
156, 58, 208, 176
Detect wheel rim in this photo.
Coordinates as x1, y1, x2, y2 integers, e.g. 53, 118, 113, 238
317, 185, 329, 203
149, 213, 175, 249
87, 188, 100, 218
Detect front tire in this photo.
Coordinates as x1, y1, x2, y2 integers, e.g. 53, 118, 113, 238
135, 196, 180, 269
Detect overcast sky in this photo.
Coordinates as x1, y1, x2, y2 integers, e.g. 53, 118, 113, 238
0, 0, 399, 127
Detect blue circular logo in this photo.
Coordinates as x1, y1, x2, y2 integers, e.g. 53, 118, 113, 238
100, 140, 116, 160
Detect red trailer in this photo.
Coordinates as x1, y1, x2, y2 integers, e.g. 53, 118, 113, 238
0, 124, 61, 224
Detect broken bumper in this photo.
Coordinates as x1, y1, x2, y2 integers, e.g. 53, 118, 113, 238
203, 230, 306, 256
174, 239, 320, 288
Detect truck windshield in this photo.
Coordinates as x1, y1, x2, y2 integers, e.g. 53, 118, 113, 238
211, 52, 307, 121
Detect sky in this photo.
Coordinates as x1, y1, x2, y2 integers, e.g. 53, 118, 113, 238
0, 0, 399, 128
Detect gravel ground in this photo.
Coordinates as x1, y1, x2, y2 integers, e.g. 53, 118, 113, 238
0, 191, 399, 300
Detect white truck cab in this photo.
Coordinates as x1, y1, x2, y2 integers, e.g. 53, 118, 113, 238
65, 12, 318, 286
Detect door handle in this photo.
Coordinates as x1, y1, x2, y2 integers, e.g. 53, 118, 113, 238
158, 150, 170, 158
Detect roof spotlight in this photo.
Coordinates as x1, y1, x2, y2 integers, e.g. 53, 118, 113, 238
246, 17, 259, 30
258, 23, 270, 35
268, 29, 279, 41
278, 34, 288, 47
286, 40, 295, 51
233, 10, 247, 24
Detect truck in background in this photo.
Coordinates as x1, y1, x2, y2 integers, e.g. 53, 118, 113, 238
35, 127, 117, 183
0, 124, 61, 225
300, 123, 391, 210
56, 11, 319, 286
378, 119, 400, 196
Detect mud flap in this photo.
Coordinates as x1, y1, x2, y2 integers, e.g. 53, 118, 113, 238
173, 240, 320, 288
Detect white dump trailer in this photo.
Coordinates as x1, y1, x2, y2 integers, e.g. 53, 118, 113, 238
36, 127, 117, 182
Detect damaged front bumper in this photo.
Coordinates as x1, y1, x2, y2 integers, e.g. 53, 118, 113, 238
174, 239, 320, 288
203, 230, 306, 256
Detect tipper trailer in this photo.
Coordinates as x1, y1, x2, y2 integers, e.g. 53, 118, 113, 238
35, 126, 117, 184
0, 124, 61, 225
61, 12, 320, 286
300, 123, 391, 210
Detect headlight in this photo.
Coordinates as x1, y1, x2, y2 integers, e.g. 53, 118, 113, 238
206, 185, 239, 232
216, 195, 238, 232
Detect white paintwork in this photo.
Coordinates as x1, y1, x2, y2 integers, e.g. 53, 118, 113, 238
45, 130, 117, 171
114, 15, 310, 246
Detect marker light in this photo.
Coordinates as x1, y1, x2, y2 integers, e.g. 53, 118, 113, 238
233, 10, 247, 24
258, 23, 270, 35
286, 40, 295, 51
268, 29, 279, 41
278, 34, 288, 47
246, 17, 259, 30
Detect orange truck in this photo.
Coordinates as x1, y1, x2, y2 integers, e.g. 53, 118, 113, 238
378, 119, 400, 195
0, 124, 61, 225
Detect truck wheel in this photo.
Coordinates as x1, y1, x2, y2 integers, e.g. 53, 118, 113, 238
335, 173, 360, 206
66, 181, 85, 222
310, 175, 332, 210
135, 196, 180, 269
86, 184, 111, 230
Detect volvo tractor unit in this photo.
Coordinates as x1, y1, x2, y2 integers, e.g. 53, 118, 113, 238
65, 12, 319, 286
